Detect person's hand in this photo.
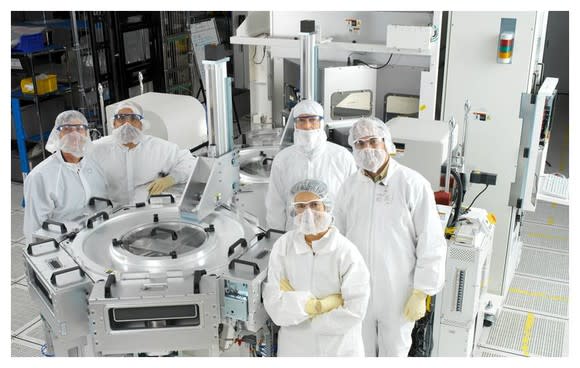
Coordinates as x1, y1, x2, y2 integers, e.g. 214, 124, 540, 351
280, 278, 295, 292
147, 176, 176, 195
305, 298, 321, 316
403, 289, 428, 321
319, 293, 343, 313
305, 294, 343, 316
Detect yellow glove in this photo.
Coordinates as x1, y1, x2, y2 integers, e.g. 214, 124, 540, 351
403, 289, 428, 321
280, 278, 295, 292
305, 298, 321, 316
304, 293, 344, 316
147, 175, 176, 195
319, 294, 344, 313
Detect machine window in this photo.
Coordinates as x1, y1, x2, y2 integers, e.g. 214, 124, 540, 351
330, 90, 373, 120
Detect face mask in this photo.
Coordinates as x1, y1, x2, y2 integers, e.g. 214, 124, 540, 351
293, 208, 333, 235
59, 131, 90, 158
293, 129, 326, 153
354, 148, 387, 173
113, 123, 143, 145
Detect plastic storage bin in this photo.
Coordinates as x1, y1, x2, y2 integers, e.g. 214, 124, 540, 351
20, 74, 58, 95
14, 32, 45, 53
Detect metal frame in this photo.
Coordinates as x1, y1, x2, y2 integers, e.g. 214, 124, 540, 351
231, 11, 442, 127
88, 276, 221, 356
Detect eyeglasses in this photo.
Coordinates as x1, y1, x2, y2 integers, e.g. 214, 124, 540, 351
295, 115, 322, 129
114, 113, 143, 123
353, 136, 384, 150
56, 124, 89, 134
293, 199, 325, 212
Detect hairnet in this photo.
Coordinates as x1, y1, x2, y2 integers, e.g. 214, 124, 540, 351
45, 110, 89, 153
289, 179, 333, 213
108, 100, 150, 133
348, 117, 396, 153
114, 100, 143, 116
289, 99, 325, 129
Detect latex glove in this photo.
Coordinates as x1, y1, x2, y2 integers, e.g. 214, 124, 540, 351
305, 294, 344, 316
305, 298, 321, 316
403, 289, 428, 321
280, 278, 295, 292
147, 175, 176, 195
319, 293, 344, 313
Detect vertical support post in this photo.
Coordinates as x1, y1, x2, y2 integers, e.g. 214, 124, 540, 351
203, 57, 233, 157
299, 20, 317, 101
98, 83, 107, 135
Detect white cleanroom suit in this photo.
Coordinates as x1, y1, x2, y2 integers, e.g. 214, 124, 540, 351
92, 134, 196, 205
265, 142, 357, 231
334, 158, 447, 356
23, 110, 106, 244
23, 153, 107, 244
265, 99, 357, 231
262, 227, 370, 356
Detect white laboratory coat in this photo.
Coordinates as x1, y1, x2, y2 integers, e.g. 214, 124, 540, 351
23, 151, 107, 244
265, 142, 357, 231
263, 226, 370, 357
92, 135, 196, 205
334, 159, 447, 357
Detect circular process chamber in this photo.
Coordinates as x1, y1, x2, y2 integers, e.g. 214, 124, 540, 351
65, 205, 256, 280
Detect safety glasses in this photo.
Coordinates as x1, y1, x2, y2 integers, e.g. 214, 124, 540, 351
292, 198, 325, 212
295, 115, 322, 129
56, 124, 89, 134
114, 113, 143, 123
353, 136, 384, 150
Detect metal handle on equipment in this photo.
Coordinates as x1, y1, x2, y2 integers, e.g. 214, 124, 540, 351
87, 211, 109, 229
228, 259, 260, 275
148, 194, 176, 204
50, 266, 85, 286
27, 238, 59, 256
42, 219, 67, 234
88, 197, 113, 208
104, 274, 116, 298
193, 269, 207, 294
266, 229, 285, 238
257, 228, 285, 240
190, 141, 209, 154
227, 238, 248, 257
